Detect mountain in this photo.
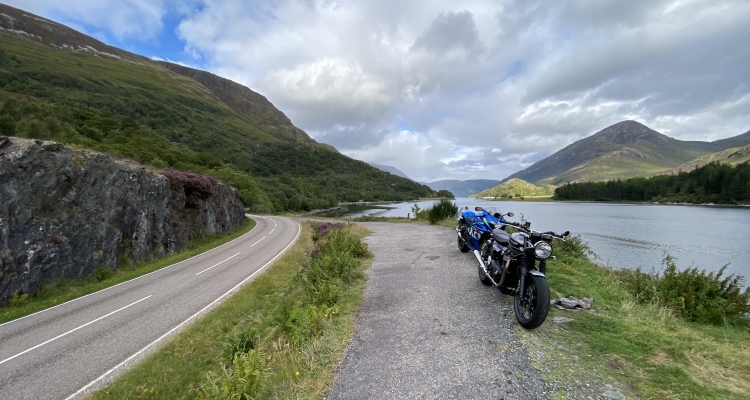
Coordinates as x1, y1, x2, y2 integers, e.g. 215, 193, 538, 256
423, 179, 501, 197
0, 4, 435, 211
473, 179, 555, 199
504, 120, 750, 185
368, 162, 412, 180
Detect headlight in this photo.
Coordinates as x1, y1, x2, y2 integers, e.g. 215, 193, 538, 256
534, 242, 553, 259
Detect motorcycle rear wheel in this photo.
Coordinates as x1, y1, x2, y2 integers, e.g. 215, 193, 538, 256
513, 275, 550, 329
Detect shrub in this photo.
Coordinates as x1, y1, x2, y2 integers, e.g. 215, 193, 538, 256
618, 255, 750, 325
427, 199, 458, 224
95, 267, 113, 282
198, 347, 271, 399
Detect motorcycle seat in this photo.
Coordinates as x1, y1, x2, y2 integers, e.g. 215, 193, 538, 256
492, 229, 510, 245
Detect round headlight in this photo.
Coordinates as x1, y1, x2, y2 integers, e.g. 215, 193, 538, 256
534, 242, 553, 259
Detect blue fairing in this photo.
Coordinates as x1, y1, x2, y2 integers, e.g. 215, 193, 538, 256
459, 208, 506, 251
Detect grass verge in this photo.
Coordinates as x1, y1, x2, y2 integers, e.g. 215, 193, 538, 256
0, 218, 256, 324
517, 238, 750, 399
90, 221, 371, 399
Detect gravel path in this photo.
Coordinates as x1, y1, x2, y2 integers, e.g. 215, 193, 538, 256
329, 222, 545, 399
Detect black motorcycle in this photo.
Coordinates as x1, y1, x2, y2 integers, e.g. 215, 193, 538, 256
470, 212, 569, 329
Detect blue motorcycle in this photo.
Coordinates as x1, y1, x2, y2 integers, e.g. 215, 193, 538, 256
456, 206, 513, 253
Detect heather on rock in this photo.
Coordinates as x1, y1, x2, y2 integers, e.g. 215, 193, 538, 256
0, 137, 245, 303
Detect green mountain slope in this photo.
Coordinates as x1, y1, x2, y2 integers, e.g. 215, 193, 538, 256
473, 178, 555, 199
666, 144, 750, 174
503, 120, 750, 185
0, 4, 434, 211
423, 179, 501, 197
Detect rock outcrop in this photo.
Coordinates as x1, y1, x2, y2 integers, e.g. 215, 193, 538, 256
0, 136, 245, 303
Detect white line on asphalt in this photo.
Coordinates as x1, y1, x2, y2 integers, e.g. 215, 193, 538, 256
250, 236, 266, 246
0, 217, 262, 329
0, 295, 153, 366
65, 220, 301, 400
194, 252, 241, 276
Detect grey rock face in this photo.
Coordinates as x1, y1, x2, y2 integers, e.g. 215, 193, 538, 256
0, 136, 245, 302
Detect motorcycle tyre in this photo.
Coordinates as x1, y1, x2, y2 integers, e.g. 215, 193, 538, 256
513, 274, 550, 329
457, 222, 470, 253
478, 242, 493, 286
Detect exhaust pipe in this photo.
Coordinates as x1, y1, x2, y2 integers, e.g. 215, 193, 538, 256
473, 250, 511, 287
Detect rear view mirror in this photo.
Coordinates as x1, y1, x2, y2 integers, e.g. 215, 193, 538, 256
475, 207, 483, 211
506, 212, 514, 217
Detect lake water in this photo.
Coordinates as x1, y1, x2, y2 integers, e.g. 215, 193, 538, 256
336, 198, 750, 280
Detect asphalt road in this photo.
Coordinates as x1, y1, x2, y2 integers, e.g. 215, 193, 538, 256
0, 215, 299, 400
329, 222, 545, 399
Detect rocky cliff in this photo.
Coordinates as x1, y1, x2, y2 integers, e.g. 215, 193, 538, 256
0, 136, 245, 303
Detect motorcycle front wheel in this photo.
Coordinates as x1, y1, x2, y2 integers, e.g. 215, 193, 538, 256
477, 241, 492, 286
513, 274, 550, 329
457, 222, 470, 253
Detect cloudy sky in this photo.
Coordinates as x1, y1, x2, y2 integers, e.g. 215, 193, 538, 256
13, 0, 750, 182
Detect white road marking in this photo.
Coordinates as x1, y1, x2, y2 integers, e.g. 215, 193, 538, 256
194, 252, 241, 276
66, 221, 301, 400
0, 295, 153, 366
250, 236, 266, 247
0, 217, 261, 329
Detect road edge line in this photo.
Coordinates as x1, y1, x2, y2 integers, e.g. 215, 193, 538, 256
64, 218, 301, 400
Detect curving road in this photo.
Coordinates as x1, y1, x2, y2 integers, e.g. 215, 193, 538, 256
0, 215, 299, 400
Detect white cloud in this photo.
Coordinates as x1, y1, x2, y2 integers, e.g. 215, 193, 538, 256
13, 0, 750, 181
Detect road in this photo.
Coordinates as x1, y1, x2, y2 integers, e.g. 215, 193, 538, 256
0, 215, 299, 400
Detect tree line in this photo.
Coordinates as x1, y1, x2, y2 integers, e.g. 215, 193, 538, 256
554, 162, 750, 204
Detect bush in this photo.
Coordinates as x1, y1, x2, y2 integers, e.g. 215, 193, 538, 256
618, 255, 750, 325
426, 199, 458, 224
95, 267, 113, 282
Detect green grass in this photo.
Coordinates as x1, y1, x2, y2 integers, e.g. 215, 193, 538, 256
0, 218, 257, 324
89, 222, 371, 399
517, 238, 750, 399
0, 31, 436, 212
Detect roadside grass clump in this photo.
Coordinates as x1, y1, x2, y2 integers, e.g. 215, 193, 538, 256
199, 222, 371, 398
426, 199, 459, 224
0, 218, 256, 324
517, 234, 750, 399
93, 222, 372, 399
618, 256, 750, 326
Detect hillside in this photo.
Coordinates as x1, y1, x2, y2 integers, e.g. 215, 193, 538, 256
473, 178, 555, 199
368, 162, 412, 180
504, 120, 750, 185
423, 179, 501, 197
666, 144, 750, 174
0, 4, 434, 211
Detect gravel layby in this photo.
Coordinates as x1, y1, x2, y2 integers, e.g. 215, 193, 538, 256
328, 222, 547, 399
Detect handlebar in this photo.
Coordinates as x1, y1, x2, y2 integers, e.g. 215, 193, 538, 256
499, 222, 569, 239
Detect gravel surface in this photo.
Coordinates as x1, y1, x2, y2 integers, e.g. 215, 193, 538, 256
329, 222, 546, 399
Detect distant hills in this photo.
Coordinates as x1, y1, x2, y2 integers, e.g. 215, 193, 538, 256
0, 4, 435, 212
422, 179, 501, 197
368, 163, 412, 180
504, 120, 750, 185
473, 179, 555, 199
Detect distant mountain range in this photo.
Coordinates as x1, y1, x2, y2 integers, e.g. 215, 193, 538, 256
422, 179, 501, 197
503, 120, 750, 185
368, 163, 412, 180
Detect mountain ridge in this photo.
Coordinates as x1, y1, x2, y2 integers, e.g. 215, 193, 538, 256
0, 3, 435, 211
423, 179, 501, 197
504, 120, 750, 185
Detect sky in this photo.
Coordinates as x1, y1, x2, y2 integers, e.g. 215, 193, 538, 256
12, 0, 750, 182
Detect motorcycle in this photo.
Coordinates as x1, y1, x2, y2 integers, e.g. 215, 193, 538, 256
456, 207, 569, 329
